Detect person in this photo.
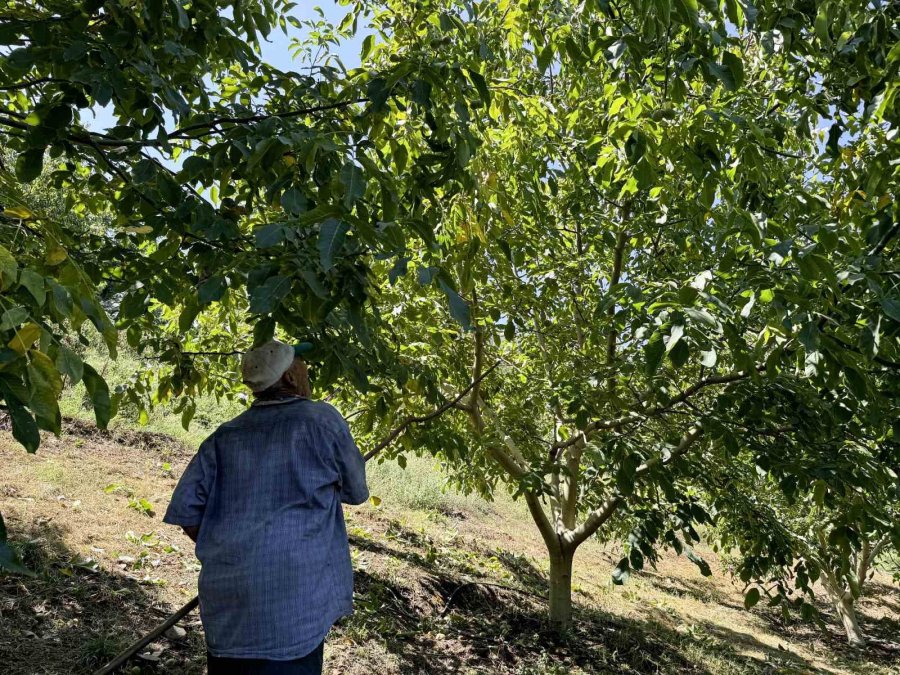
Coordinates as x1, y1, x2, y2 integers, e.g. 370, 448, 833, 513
163, 340, 369, 675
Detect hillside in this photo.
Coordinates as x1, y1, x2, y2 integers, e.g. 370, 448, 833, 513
0, 420, 897, 675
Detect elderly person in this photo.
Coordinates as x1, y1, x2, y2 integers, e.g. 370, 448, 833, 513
163, 340, 368, 675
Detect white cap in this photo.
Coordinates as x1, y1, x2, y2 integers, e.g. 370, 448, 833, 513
241, 340, 295, 392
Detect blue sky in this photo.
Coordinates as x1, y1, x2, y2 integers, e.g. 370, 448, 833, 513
87, 2, 367, 133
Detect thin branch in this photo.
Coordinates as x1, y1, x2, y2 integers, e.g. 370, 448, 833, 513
568, 424, 704, 547
179, 350, 244, 357
871, 220, 900, 257
825, 333, 900, 371
0, 77, 66, 91
2, 99, 369, 149
363, 361, 499, 461
552, 368, 759, 453
166, 97, 370, 140
753, 141, 805, 160
605, 225, 628, 392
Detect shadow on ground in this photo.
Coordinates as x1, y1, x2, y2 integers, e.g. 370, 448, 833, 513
2, 517, 895, 674
0, 521, 205, 675
345, 523, 823, 674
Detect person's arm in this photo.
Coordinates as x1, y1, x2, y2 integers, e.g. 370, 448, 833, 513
332, 422, 369, 505
163, 437, 216, 536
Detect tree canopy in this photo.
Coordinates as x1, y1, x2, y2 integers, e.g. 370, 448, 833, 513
1, 0, 898, 631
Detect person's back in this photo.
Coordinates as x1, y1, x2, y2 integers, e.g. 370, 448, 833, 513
163, 341, 368, 674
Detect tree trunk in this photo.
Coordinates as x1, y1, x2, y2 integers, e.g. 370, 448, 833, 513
548, 547, 575, 633
834, 592, 866, 647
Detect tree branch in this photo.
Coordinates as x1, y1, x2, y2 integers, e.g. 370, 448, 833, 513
1, 99, 370, 149
605, 226, 628, 393
166, 97, 370, 140
362, 361, 499, 461
0, 77, 67, 91
552, 368, 758, 453
753, 141, 805, 160
568, 424, 704, 547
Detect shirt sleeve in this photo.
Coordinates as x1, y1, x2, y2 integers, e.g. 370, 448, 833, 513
331, 421, 369, 505
163, 436, 216, 527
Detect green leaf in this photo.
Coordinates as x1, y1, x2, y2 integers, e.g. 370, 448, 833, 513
722, 52, 745, 89
725, 0, 744, 25
438, 279, 471, 330
815, 4, 831, 45
181, 155, 211, 181
255, 223, 287, 249
684, 307, 717, 328
0, 513, 34, 576
367, 77, 389, 110
744, 587, 761, 609
280, 187, 307, 216
0, 379, 40, 453
612, 557, 630, 584
665, 324, 684, 353
629, 547, 644, 571
616, 453, 640, 496
300, 270, 329, 299
318, 218, 349, 271
668, 339, 690, 368
0, 245, 16, 289
625, 130, 647, 164
393, 144, 408, 173
504, 321, 515, 341
18, 269, 46, 306
674, 0, 699, 23
468, 70, 491, 105
685, 547, 712, 576
249, 275, 291, 314
178, 298, 200, 333
882, 298, 900, 322
27, 350, 62, 434
82, 363, 112, 429
49, 280, 73, 317
608, 96, 627, 117
339, 163, 366, 209
360, 34, 374, 60
8, 322, 41, 354
198, 275, 227, 305
798, 322, 819, 352
708, 60, 737, 91
56, 345, 83, 384
0, 306, 28, 331
645, 331, 665, 376
843, 366, 868, 400
15, 148, 44, 183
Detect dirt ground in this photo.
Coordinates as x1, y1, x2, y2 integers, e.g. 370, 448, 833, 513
1, 421, 898, 674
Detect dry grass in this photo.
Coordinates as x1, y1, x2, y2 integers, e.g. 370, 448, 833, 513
1, 421, 898, 675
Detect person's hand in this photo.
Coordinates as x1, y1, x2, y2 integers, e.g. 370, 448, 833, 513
182, 525, 200, 542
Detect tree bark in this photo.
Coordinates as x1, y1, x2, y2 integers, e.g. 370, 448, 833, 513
548, 546, 575, 633
833, 591, 866, 647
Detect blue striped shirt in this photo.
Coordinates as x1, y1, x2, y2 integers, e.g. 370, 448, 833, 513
163, 397, 368, 660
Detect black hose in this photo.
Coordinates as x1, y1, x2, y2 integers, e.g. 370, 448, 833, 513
93, 596, 199, 675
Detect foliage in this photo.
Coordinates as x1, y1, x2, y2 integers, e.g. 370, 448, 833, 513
0, 0, 898, 633
712, 429, 899, 644
0, 0, 484, 450
329, 0, 900, 628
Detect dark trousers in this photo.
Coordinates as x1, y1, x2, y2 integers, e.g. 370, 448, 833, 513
207, 641, 324, 675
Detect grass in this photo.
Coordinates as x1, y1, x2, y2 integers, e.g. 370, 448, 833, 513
1, 397, 899, 674
366, 453, 526, 519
